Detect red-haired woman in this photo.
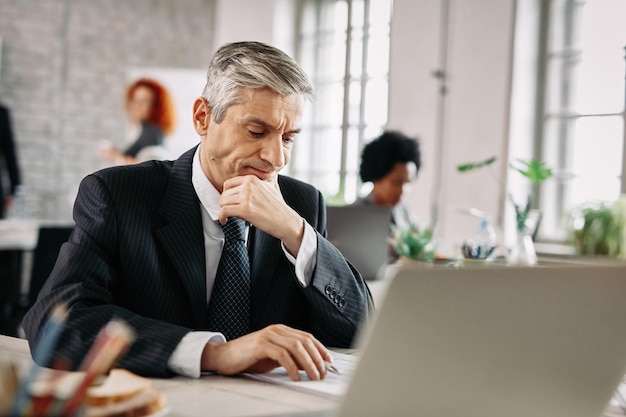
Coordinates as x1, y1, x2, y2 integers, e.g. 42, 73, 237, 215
101, 78, 176, 164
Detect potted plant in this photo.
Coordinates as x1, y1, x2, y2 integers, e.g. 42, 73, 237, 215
389, 226, 436, 264
457, 156, 553, 265
569, 195, 626, 259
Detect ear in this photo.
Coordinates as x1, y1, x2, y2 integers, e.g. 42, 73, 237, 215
192, 97, 211, 136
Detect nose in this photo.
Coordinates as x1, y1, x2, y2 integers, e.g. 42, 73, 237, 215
260, 134, 286, 169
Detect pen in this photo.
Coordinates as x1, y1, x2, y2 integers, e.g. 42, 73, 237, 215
325, 361, 341, 375
60, 319, 135, 417
9, 304, 68, 416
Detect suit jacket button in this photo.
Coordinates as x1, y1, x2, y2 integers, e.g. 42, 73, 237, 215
339, 297, 346, 308
325, 284, 332, 295
330, 289, 337, 300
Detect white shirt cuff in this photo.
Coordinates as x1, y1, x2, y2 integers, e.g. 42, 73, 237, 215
281, 221, 317, 287
167, 331, 226, 378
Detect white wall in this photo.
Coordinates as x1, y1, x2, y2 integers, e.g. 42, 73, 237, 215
213, 0, 278, 50
386, 0, 442, 233
388, 0, 516, 254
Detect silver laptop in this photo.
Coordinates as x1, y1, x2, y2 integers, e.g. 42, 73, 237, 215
325, 205, 391, 280
332, 264, 626, 417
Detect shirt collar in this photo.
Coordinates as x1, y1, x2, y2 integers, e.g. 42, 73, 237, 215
192, 144, 221, 222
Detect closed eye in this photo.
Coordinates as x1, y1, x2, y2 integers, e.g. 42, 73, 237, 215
248, 130, 265, 138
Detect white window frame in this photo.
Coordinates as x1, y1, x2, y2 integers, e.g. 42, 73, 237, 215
533, 0, 626, 243
287, 0, 392, 205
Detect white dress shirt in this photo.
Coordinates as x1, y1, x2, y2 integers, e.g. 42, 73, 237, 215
167, 145, 318, 377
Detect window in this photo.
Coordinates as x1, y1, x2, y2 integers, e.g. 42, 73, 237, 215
287, 0, 392, 204
536, 0, 626, 241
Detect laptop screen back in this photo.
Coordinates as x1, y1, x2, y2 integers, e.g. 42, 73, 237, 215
325, 206, 391, 281
338, 265, 626, 417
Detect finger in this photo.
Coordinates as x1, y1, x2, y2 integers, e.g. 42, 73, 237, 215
218, 201, 248, 225
269, 327, 324, 381
269, 345, 302, 381
219, 192, 244, 211
222, 175, 246, 191
300, 335, 329, 379
279, 325, 332, 362
293, 347, 322, 381
218, 188, 248, 223
284, 329, 328, 379
311, 337, 333, 362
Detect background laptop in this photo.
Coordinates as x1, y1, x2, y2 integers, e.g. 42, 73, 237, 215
333, 264, 626, 417
325, 205, 391, 280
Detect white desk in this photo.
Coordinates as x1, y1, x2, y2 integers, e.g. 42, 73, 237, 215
0, 220, 39, 332
0, 220, 39, 251
0, 335, 336, 417
0, 220, 74, 336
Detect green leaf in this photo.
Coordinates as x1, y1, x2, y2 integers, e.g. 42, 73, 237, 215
509, 158, 552, 183
570, 197, 626, 257
391, 227, 435, 262
456, 156, 496, 172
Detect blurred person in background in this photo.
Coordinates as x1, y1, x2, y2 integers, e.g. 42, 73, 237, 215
352, 130, 421, 260
101, 78, 176, 165
0, 103, 21, 219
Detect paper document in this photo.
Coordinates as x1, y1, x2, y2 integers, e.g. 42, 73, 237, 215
605, 378, 626, 417
243, 351, 358, 400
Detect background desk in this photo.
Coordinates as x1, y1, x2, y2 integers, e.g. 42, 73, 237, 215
0, 220, 39, 251
0, 220, 74, 337
369, 255, 626, 310
0, 335, 336, 417
0, 220, 39, 335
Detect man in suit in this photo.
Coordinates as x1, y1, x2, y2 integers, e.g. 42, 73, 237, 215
0, 104, 21, 219
23, 41, 373, 380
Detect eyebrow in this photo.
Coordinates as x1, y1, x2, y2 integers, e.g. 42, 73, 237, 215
242, 116, 302, 135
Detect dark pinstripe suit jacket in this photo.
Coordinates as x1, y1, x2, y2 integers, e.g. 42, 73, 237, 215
23, 147, 373, 377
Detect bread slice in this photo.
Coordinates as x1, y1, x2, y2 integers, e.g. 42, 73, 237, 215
84, 369, 166, 417
26, 368, 165, 417
84, 385, 165, 417
86, 369, 152, 406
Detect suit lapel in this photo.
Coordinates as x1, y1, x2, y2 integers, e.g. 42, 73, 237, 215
156, 147, 208, 328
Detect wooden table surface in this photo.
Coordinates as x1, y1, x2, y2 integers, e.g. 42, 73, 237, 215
0, 335, 337, 417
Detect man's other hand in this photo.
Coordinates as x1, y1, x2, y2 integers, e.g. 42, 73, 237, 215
200, 324, 333, 381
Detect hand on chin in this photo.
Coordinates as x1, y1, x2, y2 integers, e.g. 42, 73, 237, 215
244, 167, 277, 182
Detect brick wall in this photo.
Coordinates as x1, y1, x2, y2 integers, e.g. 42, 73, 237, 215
0, 0, 215, 220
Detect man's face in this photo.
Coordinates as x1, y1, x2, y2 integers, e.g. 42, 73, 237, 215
195, 88, 303, 192
372, 162, 410, 207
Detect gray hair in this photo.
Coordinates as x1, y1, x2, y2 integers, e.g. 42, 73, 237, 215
202, 41, 314, 123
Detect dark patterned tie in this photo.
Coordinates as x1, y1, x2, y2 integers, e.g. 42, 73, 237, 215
207, 217, 250, 340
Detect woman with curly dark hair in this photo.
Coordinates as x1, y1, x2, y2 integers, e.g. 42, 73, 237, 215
101, 78, 176, 165
353, 130, 421, 259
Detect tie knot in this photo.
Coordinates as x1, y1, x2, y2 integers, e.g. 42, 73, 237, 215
222, 217, 246, 242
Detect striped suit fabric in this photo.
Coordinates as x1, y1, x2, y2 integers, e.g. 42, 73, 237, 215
23, 146, 373, 377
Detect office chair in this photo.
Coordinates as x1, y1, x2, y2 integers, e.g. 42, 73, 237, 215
27, 225, 73, 308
